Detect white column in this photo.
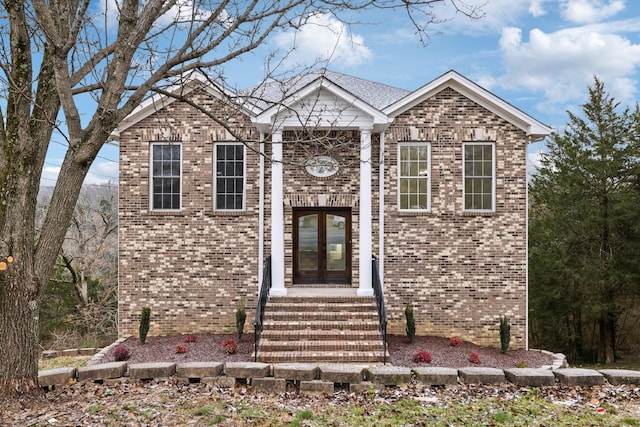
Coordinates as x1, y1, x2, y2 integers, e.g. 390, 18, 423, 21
270, 130, 287, 296
358, 128, 374, 296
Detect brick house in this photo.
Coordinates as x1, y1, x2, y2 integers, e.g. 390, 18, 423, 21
115, 70, 551, 357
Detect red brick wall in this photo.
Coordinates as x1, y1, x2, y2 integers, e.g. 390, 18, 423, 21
382, 87, 528, 348
118, 89, 260, 337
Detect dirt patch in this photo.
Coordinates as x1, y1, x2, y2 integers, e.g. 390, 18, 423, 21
104, 333, 553, 369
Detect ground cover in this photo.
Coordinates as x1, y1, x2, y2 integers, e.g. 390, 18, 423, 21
3, 379, 640, 426
94, 334, 554, 369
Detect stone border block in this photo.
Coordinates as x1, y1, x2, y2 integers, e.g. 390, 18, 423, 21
553, 369, 604, 387
61, 349, 79, 357
599, 369, 640, 385
319, 365, 364, 384
176, 362, 224, 379
224, 362, 271, 378
300, 380, 334, 395
504, 368, 555, 387
129, 362, 176, 380
38, 368, 77, 387
203, 376, 236, 388
366, 366, 412, 386
77, 362, 128, 382
79, 348, 97, 356
273, 363, 318, 381
251, 377, 286, 393
458, 367, 505, 384
41, 350, 59, 359
349, 381, 381, 394
413, 367, 458, 386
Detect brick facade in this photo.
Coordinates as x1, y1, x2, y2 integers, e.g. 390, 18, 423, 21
118, 72, 546, 348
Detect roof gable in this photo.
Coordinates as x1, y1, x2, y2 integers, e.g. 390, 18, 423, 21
253, 75, 391, 133
383, 70, 552, 139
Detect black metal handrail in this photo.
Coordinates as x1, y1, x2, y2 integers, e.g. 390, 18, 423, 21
372, 255, 388, 365
253, 256, 272, 362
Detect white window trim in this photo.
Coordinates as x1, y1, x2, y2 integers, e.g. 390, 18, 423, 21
462, 142, 495, 212
213, 142, 247, 211
149, 142, 182, 211
397, 142, 431, 212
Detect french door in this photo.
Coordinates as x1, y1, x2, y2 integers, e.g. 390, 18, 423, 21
293, 208, 351, 284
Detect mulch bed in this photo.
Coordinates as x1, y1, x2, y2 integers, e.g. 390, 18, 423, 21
105, 333, 554, 369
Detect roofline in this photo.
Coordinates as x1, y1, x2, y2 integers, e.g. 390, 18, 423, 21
112, 72, 255, 138
253, 75, 392, 133
383, 70, 553, 139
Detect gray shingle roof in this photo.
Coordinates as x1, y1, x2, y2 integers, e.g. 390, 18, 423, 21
242, 69, 411, 112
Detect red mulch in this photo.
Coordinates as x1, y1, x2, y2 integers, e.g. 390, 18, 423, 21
104, 333, 553, 369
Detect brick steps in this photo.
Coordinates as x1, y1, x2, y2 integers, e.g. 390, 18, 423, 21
256, 350, 387, 363
262, 320, 380, 331
261, 329, 380, 341
255, 295, 388, 364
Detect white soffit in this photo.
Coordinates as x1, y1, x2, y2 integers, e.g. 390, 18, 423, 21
253, 76, 391, 133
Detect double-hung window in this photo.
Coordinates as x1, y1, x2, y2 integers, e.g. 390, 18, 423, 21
151, 143, 181, 210
215, 143, 245, 211
463, 143, 495, 211
398, 143, 430, 211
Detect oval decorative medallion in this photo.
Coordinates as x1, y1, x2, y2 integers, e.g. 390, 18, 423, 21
305, 155, 339, 178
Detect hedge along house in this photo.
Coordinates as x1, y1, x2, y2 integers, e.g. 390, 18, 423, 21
115, 70, 551, 361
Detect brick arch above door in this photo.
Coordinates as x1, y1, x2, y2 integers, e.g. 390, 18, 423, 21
284, 193, 359, 208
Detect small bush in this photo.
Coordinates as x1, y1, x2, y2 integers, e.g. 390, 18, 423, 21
113, 345, 130, 361
139, 307, 151, 344
222, 338, 237, 354
184, 334, 197, 343
516, 360, 529, 368
449, 336, 463, 347
412, 350, 432, 364
236, 298, 247, 341
405, 302, 416, 344
175, 344, 187, 354
468, 351, 482, 365
500, 315, 511, 354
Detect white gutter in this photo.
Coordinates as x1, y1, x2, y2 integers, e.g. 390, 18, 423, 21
378, 132, 385, 289
258, 133, 265, 288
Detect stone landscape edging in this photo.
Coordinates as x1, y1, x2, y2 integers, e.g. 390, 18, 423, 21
38, 351, 640, 393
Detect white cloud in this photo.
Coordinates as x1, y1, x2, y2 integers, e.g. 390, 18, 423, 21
491, 22, 640, 107
529, 0, 551, 17
273, 13, 372, 68
429, 0, 532, 35
560, 0, 625, 24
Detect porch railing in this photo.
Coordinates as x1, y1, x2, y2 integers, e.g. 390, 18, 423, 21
253, 256, 272, 362
372, 255, 388, 365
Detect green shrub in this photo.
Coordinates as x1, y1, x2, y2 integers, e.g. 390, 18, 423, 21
405, 302, 416, 343
236, 298, 247, 341
500, 315, 511, 354
139, 307, 151, 344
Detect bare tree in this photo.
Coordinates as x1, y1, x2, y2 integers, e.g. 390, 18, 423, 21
0, 0, 482, 395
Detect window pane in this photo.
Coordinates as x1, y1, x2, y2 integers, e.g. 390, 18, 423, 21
400, 146, 409, 161
400, 161, 409, 177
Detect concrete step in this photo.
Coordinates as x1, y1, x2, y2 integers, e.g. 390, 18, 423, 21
262, 320, 380, 331
258, 339, 384, 352
265, 311, 378, 322
270, 296, 375, 304
256, 350, 389, 364
261, 329, 381, 341
267, 301, 376, 312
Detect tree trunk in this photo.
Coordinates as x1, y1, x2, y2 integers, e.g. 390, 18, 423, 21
0, 188, 42, 395
0, 273, 41, 395
598, 314, 615, 364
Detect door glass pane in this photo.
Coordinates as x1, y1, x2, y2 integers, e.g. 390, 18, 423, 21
298, 214, 318, 270
326, 214, 346, 271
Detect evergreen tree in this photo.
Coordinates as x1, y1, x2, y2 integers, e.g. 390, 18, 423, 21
529, 77, 640, 363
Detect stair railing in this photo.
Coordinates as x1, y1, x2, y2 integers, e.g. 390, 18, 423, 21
372, 255, 388, 365
253, 256, 272, 362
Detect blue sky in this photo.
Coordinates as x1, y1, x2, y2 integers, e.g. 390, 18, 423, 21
42, 0, 640, 185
